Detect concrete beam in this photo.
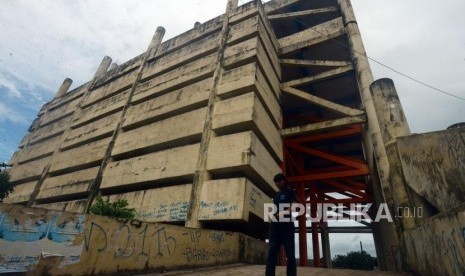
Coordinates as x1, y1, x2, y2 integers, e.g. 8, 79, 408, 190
217, 63, 281, 128
280, 59, 352, 67
34, 199, 87, 213
199, 177, 271, 221
72, 90, 129, 128
16, 136, 61, 164
8, 156, 51, 183
280, 115, 366, 137
279, 17, 345, 54
84, 70, 139, 108
207, 131, 279, 196
61, 112, 120, 150
124, 79, 211, 128
108, 184, 192, 222
268, 6, 339, 20
49, 137, 111, 173
39, 96, 81, 127
27, 117, 72, 145
2, 181, 37, 204
101, 144, 200, 190
212, 92, 282, 162
113, 108, 206, 157
281, 86, 364, 116
37, 167, 100, 201
282, 65, 353, 87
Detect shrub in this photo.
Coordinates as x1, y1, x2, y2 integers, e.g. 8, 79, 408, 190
89, 196, 136, 219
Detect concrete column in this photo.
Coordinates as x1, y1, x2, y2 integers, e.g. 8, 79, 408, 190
185, 0, 238, 229
109, 63, 118, 70
148, 27, 166, 53
84, 26, 166, 213
194, 22, 201, 28
320, 222, 332, 268
93, 56, 112, 79
54, 78, 73, 99
338, 0, 401, 270
370, 79, 425, 229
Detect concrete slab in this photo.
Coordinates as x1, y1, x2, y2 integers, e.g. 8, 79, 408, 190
83, 69, 138, 107
212, 92, 282, 162
40, 96, 80, 127
207, 131, 280, 196
27, 116, 71, 145
2, 181, 37, 204
101, 144, 200, 190
34, 199, 87, 213
16, 135, 61, 164
142, 264, 411, 276
49, 137, 111, 173
199, 177, 271, 221
73, 90, 129, 128
8, 156, 51, 183
124, 79, 210, 128
62, 112, 120, 150
113, 108, 206, 157
47, 82, 88, 111
217, 62, 281, 128
107, 184, 192, 222
37, 166, 100, 201
147, 32, 220, 79
91, 54, 143, 90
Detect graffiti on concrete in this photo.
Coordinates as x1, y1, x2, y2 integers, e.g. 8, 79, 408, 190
0, 212, 85, 273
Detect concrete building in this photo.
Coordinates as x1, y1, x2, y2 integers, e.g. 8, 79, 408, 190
4, 0, 465, 275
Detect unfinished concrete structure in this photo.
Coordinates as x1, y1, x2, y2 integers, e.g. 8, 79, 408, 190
4, 0, 465, 275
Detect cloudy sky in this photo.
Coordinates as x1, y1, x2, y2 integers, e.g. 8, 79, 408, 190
0, 0, 464, 258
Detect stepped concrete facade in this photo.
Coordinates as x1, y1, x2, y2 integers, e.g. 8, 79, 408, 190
3, 0, 465, 275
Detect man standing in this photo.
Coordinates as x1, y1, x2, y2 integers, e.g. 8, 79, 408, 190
265, 173, 297, 276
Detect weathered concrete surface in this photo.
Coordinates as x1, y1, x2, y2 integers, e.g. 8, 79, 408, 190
217, 62, 281, 128
72, 89, 128, 128
36, 167, 100, 201
108, 184, 192, 222
39, 96, 81, 127
404, 202, 465, 276
84, 69, 139, 108
208, 131, 279, 196
0, 204, 267, 275
102, 144, 200, 190
35, 199, 87, 213
2, 181, 37, 204
140, 264, 412, 276
8, 156, 50, 184
199, 178, 271, 221
49, 137, 111, 173
113, 108, 206, 157
213, 92, 282, 162
15, 135, 61, 164
61, 112, 120, 150
397, 127, 465, 212
26, 116, 72, 146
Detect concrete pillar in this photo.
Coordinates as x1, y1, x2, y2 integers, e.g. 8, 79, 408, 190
370, 79, 425, 229
148, 27, 166, 53
320, 222, 332, 268
54, 78, 73, 99
185, 0, 238, 229
338, 0, 401, 270
84, 26, 166, 213
194, 22, 201, 28
93, 56, 112, 79
109, 63, 118, 70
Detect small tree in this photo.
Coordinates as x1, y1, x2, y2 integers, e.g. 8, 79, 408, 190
0, 162, 15, 203
89, 196, 136, 219
332, 250, 377, 270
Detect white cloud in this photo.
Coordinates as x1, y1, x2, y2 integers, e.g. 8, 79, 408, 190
0, 73, 21, 98
0, 102, 29, 125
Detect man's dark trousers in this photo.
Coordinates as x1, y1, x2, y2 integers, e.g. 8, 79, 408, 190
265, 223, 297, 276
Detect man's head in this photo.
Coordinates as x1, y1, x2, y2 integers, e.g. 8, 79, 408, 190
273, 173, 287, 191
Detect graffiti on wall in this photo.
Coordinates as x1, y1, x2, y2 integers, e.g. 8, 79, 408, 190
0, 212, 85, 273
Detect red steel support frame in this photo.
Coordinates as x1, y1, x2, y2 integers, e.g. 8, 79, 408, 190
282, 122, 371, 267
